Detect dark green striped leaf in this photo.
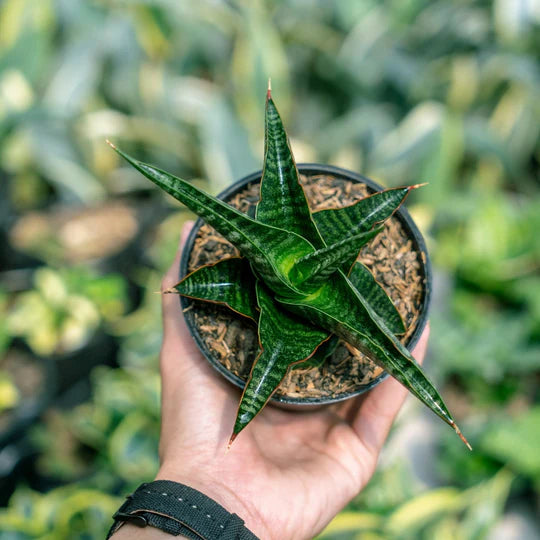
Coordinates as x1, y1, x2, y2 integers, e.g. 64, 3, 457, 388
232, 283, 329, 438
278, 271, 470, 447
309, 187, 410, 333
231, 93, 331, 438
290, 227, 383, 287
172, 258, 258, 321
312, 186, 417, 272
348, 263, 405, 335
256, 90, 323, 249
108, 143, 313, 297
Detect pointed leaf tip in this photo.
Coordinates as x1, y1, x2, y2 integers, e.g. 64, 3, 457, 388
452, 422, 472, 450
267, 78, 272, 98
161, 287, 176, 294
409, 182, 429, 190
105, 139, 116, 150
227, 432, 238, 451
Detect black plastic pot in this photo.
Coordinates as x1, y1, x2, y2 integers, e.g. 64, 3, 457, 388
179, 164, 432, 407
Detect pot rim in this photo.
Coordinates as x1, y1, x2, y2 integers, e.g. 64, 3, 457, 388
179, 163, 432, 406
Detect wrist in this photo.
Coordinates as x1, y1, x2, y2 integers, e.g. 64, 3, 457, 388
155, 466, 268, 539
110, 479, 262, 540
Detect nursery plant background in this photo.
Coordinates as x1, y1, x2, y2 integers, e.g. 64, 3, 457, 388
0, 0, 539, 538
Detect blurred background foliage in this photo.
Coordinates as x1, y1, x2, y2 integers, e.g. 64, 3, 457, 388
0, 0, 538, 538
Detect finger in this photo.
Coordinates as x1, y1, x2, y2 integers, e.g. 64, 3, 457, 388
159, 220, 227, 389
161, 221, 195, 338
161, 220, 195, 296
352, 323, 430, 456
160, 221, 204, 375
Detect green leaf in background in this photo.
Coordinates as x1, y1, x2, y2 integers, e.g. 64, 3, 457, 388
431, 290, 540, 396
200, 97, 259, 194
231, 3, 291, 136
456, 468, 514, 540
108, 411, 159, 483
316, 511, 383, 538
6, 268, 100, 355
0, 485, 121, 539
172, 257, 258, 321
386, 487, 462, 534
5, 267, 127, 355
64, 268, 127, 322
481, 407, 540, 477
0, 288, 12, 356
0, 371, 19, 412
317, 468, 513, 539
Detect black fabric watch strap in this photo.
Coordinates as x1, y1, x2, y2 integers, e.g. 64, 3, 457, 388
107, 480, 260, 540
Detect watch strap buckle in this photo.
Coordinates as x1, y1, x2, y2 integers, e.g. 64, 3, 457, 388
112, 511, 148, 528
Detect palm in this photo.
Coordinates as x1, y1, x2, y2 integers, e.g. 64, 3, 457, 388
156, 226, 428, 540
161, 347, 370, 540
219, 404, 374, 539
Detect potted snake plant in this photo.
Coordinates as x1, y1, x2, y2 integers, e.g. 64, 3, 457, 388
107, 86, 470, 450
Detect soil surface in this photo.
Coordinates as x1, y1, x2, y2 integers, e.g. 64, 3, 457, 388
185, 173, 425, 401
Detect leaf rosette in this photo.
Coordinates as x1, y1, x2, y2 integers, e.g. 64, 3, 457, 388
107, 85, 471, 450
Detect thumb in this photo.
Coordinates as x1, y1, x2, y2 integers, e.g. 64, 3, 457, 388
161, 220, 195, 334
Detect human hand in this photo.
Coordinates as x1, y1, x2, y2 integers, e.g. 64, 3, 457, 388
117, 222, 429, 540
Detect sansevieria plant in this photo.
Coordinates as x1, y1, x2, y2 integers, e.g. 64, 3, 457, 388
107, 86, 471, 450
